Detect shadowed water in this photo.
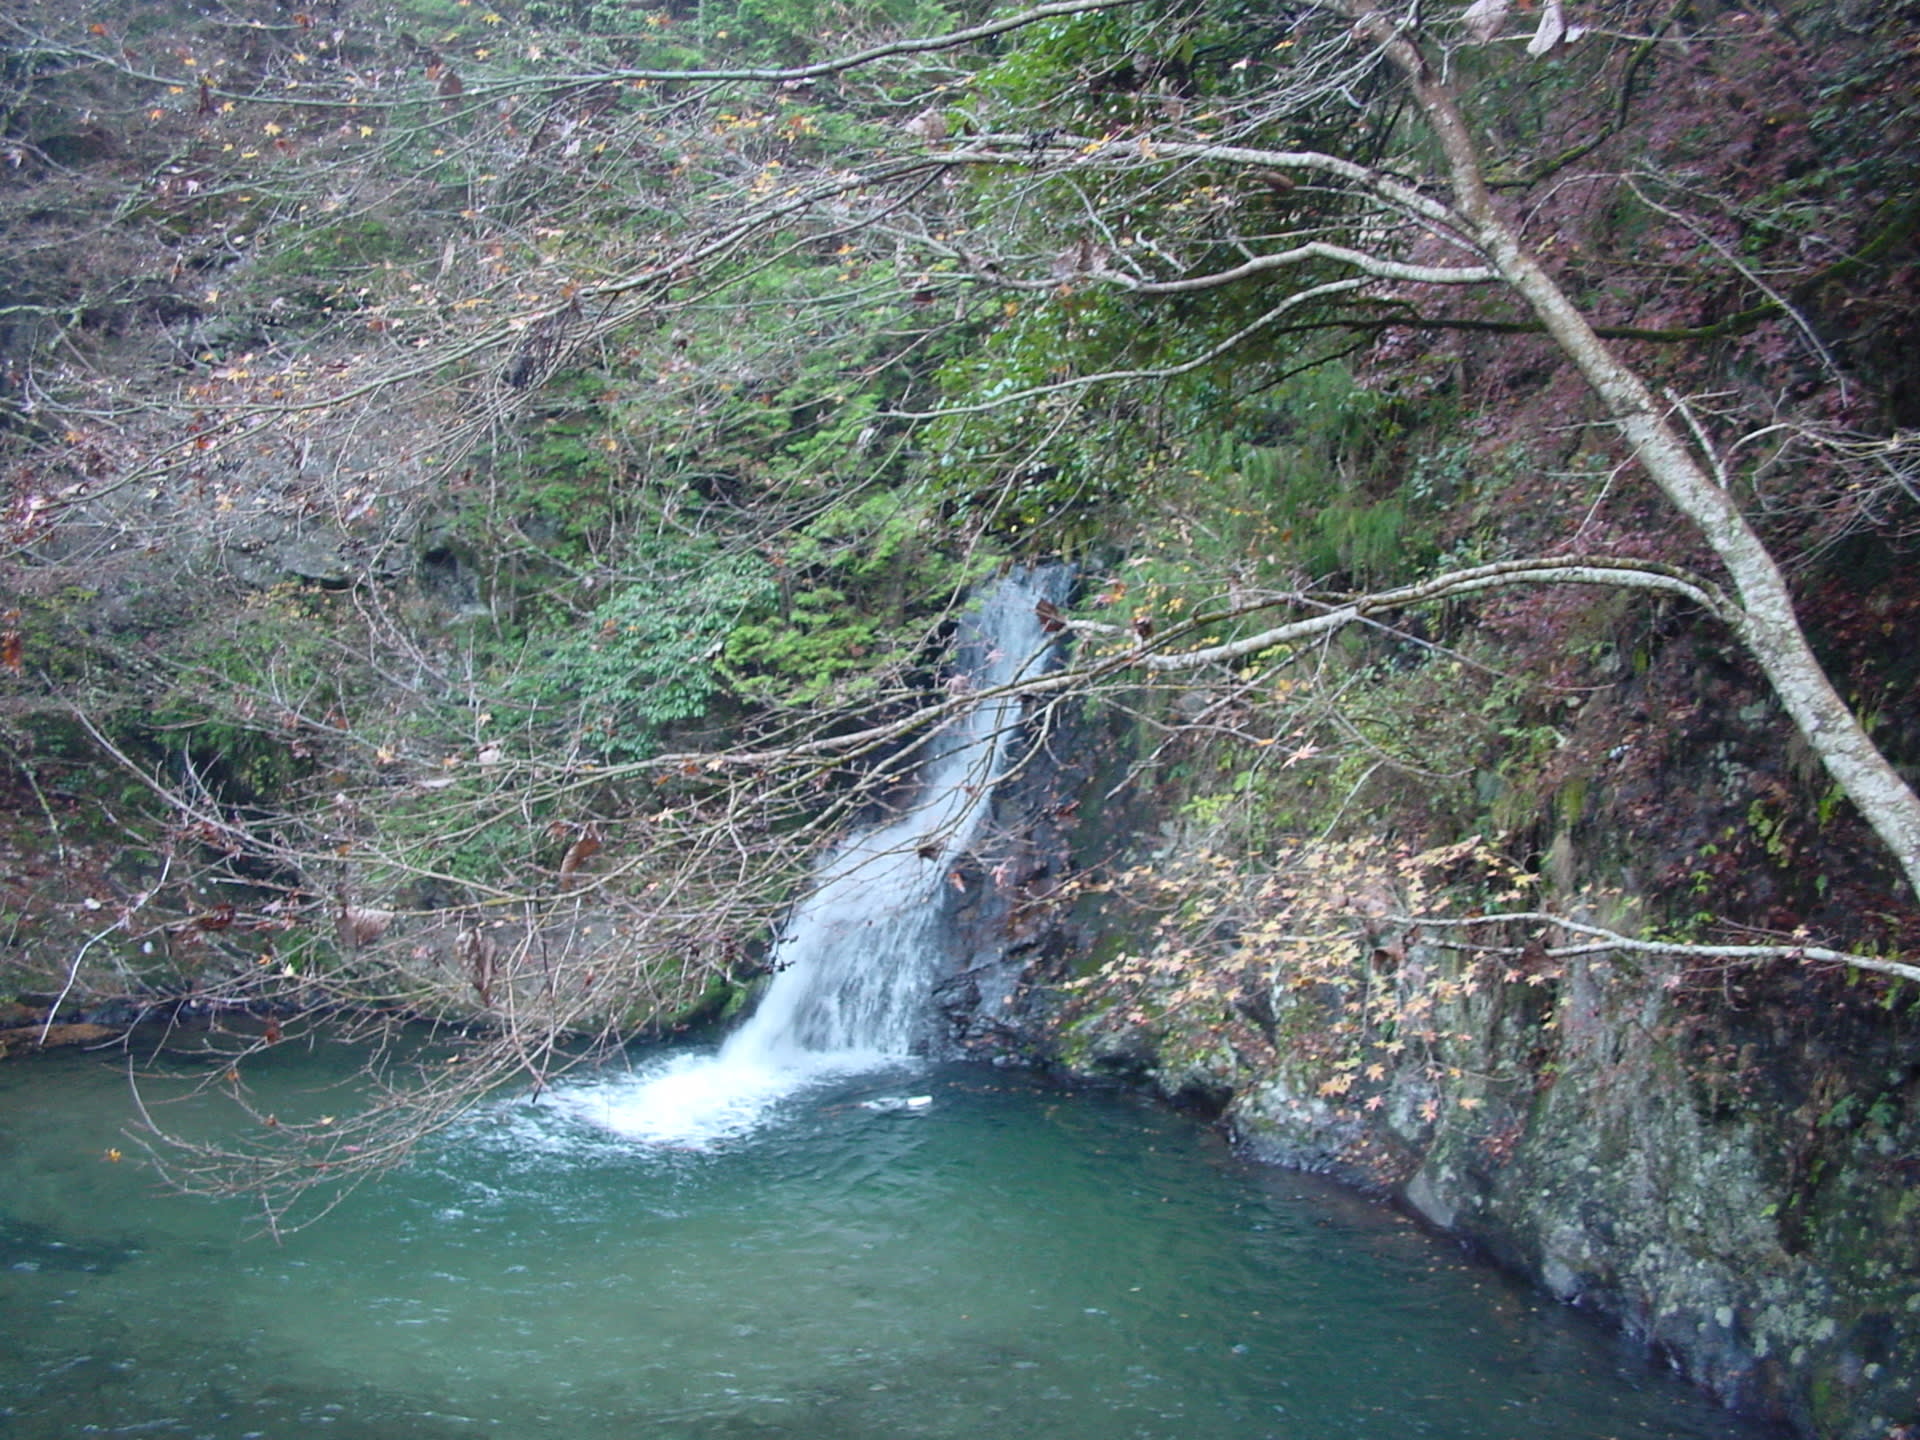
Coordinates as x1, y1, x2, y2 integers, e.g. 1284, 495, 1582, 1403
0, 1044, 1779, 1440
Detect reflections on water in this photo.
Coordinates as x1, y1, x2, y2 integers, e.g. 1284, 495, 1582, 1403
0, 1041, 1778, 1440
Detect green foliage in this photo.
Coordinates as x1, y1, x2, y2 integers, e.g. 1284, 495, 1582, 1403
520, 540, 777, 759
722, 0, 957, 63
923, 290, 1231, 541
523, 0, 954, 65
252, 218, 415, 313
522, 0, 651, 30
781, 487, 934, 578
494, 386, 632, 559
976, 0, 1270, 117
369, 772, 540, 887
725, 489, 986, 706
1192, 366, 1435, 589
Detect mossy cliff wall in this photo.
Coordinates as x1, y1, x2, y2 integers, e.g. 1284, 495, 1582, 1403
1044, 917, 1920, 1440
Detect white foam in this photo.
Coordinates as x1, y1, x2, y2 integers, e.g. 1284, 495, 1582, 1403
561, 1049, 889, 1150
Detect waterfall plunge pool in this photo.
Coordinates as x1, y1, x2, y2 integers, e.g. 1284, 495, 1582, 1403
0, 1039, 1779, 1440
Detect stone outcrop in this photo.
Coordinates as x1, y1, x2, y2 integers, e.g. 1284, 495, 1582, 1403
1018, 915, 1920, 1440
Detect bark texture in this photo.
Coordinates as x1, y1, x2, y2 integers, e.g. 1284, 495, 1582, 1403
1347, 3, 1920, 898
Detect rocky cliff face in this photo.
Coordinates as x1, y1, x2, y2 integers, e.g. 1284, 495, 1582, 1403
980, 812, 1920, 1440
1224, 944, 1920, 1440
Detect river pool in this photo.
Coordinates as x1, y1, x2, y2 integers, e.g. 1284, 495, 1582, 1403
0, 1036, 1777, 1440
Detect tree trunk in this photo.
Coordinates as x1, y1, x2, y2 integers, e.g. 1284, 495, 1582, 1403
1353, 7, 1920, 897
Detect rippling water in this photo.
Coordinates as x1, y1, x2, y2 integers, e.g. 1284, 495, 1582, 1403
0, 1039, 1775, 1440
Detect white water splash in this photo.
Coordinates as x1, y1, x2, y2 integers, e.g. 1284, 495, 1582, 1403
574, 567, 1066, 1148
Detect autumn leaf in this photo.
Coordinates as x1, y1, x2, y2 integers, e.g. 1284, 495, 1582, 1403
337, 904, 396, 947
558, 831, 602, 886
0, 630, 22, 675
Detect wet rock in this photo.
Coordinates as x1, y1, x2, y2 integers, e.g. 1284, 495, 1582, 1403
1081, 1024, 1158, 1082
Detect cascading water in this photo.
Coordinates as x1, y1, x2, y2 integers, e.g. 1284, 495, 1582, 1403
576, 565, 1068, 1145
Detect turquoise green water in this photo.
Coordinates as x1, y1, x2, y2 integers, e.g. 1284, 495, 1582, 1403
1, 1038, 1773, 1440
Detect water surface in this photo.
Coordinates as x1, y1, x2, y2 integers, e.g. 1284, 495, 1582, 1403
0, 1039, 1775, 1440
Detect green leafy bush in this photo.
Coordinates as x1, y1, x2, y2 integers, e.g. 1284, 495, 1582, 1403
519, 542, 776, 758
723, 490, 985, 707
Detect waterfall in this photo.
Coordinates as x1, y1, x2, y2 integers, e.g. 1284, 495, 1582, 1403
577, 565, 1067, 1145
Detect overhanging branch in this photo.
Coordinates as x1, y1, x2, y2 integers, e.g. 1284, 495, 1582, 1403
1122, 556, 1734, 671
1410, 911, 1920, 987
